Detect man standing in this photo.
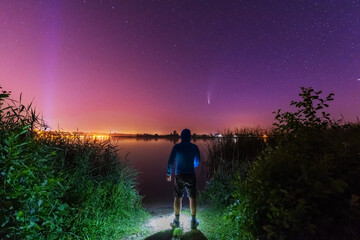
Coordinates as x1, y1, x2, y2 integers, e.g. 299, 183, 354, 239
166, 129, 200, 229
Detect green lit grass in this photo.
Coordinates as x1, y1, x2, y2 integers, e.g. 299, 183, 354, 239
197, 207, 238, 240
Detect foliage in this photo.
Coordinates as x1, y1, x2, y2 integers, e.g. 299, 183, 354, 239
228, 87, 360, 239
173, 227, 183, 238
44, 134, 146, 238
0, 126, 69, 239
199, 170, 236, 208
0, 86, 146, 239
207, 129, 268, 177
0, 86, 68, 239
0, 89, 44, 132
200, 128, 268, 207
273, 87, 334, 133
197, 208, 239, 240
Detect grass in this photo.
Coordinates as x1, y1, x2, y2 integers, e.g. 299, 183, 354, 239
197, 207, 238, 240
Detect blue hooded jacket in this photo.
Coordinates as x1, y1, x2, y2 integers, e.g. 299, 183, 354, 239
166, 129, 200, 176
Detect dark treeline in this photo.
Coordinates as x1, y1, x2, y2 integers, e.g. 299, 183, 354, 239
135, 132, 216, 139
134, 129, 269, 142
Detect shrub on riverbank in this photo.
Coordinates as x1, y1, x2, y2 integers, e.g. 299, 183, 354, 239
203, 87, 360, 239
0, 87, 146, 239
227, 88, 360, 239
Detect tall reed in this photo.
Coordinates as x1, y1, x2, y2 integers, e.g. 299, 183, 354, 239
201, 128, 270, 207
207, 128, 270, 179
0, 86, 146, 239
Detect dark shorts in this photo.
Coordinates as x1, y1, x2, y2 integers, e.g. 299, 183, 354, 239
174, 174, 197, 198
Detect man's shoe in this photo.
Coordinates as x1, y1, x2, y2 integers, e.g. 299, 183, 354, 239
190, 218, 199, 230
170, 219, 180, 228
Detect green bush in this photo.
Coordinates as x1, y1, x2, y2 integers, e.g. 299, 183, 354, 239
0, 86, 146, 239
0, 126, 69, 239
200, 169, 236, 208
228, 87, 360, 239
0, 87, 69, 239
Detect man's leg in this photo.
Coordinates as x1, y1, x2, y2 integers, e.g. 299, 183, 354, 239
188, 174, 199, 229
174, 197, 182, 215
189, 197, 196, 216
170, 197, 182, 227
189, 197, 199, 229
171, 175, 184, 228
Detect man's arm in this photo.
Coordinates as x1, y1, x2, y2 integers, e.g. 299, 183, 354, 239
166, 146, 176, 177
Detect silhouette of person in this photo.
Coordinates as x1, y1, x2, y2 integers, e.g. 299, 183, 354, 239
166, 128, 200, 229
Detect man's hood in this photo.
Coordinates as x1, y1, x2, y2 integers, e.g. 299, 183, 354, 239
181, 129, 191, 142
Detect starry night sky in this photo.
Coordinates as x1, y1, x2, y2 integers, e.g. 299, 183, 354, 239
1, 1, 359, 134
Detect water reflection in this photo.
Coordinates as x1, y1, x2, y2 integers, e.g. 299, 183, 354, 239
135, 137, 180, 144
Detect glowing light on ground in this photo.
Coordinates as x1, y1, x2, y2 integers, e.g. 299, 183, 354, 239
146, 208, 193, 233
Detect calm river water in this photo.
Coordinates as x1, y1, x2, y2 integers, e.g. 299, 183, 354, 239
111, 138, 211, 207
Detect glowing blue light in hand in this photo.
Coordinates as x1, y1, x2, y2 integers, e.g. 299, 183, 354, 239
194, 156, 199, 167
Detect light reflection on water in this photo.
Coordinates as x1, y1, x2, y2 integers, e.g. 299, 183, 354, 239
111, 138, 211, 207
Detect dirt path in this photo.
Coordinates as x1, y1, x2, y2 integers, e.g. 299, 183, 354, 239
122, 206, 206, 240
121, 206, 173, 240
